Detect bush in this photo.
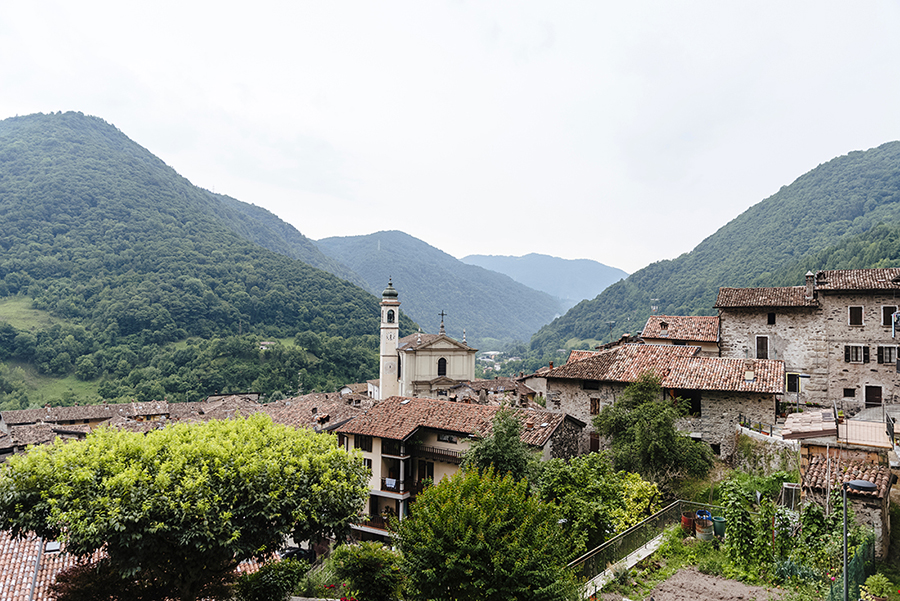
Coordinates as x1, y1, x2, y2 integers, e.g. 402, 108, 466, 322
234, 559, 307, 601
331, 542, 402, 601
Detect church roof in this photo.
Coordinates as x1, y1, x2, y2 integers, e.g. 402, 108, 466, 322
398, 332, 475, 352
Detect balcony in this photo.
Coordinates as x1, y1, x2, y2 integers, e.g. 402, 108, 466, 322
381, 440, 406, 457
412, 445, 464, 465
356, 514, 391, 531
380, 477, 415, 493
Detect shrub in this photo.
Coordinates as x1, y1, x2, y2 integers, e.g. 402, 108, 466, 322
234, 559, 307, 601
331, 542, 402, 601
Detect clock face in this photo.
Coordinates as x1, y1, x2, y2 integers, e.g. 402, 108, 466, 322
386, 333, 396, 340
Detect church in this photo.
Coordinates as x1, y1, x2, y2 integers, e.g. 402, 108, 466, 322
378, 280, 476, 400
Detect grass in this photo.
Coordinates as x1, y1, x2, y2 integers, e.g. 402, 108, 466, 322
0, 296, 62, 331
7, 361, 102, 405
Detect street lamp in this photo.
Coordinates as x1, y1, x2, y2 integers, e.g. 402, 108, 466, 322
843, 479, 877, 601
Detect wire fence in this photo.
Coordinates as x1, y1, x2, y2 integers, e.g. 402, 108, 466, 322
824, 537, 875, 601
567, 500, 728, 582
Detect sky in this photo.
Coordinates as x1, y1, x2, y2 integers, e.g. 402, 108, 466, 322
2, 2, 900, 274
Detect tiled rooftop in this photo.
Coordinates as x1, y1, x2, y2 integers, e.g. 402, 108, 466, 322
546, 344, 783, 393
641, 315, 719, 343
802, 455, 892, 500
715, 286, 818, 308
398, 332, 474, 351
814, 268, 900, 291
334, 396, 572, 447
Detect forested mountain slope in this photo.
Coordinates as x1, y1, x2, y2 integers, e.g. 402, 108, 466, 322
531, 141, 900, 355
461, 253, 628, 312
317, 231, 563, 345
0, 111, 414, 406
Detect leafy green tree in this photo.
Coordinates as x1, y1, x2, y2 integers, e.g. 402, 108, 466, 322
460, 407, 541, 484
539, 452, 659, 548
395, 468, 580, 601
234, 558, 307, 601
593, 372, 713, 483
0, 414, 369, 601
331, 542, 402, 601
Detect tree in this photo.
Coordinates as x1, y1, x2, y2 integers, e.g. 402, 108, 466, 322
0, 414, 369, 601
460, 407, 541, 484
395, 468, 580, 601
331, 542, 403, 601
593, 372, 713, 482
539, 452, 659, 549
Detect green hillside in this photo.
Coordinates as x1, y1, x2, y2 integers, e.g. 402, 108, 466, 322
317, 231, 563, 347
530, 141, 900, 355
0, 111, 415, 407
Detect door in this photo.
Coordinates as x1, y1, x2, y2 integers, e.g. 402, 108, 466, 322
865, 386, 883, 408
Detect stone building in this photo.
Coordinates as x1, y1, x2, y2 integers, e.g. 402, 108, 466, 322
717, 268, 900, 413
543, 344, 784, 456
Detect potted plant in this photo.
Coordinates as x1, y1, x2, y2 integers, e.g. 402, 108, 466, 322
860, 573, 893, 601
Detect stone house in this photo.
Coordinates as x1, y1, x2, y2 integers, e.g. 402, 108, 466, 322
450, 377, 538, 406
543, 344, 784, 456
717, 268, 900, 413
332, 395, 584, 541
640, 315, 720, 356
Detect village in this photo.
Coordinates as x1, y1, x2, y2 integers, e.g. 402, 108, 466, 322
2, 269, 900, 599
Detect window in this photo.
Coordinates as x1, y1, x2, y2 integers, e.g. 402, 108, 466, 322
582, 380, 600, 391
844, 388, 856, 398
884, 306, 898, 326
386, 309, 395, 323
786, 373, 799, 393
437, 433, 457, 444
590, 398, 601, 415
437, 357, 447, 376
767, 312, 776, 325
354, 434, 373, 452
363, 458, 372, 471
849, 306, 863, 326
756, 336, 769, 360
878, 346, 898, 364
844, 345, 869, 363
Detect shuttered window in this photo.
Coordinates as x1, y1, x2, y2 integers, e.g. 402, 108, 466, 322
844, 345, 869, 363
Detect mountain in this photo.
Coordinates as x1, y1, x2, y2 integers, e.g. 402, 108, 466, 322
530, 141, 900, 355
316, 231, 563, 346
461, 253, 628, 312
0, 111, 416, 405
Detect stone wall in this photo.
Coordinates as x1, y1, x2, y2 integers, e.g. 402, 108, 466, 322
803, 489, 890, 559
546, 378, 629, 453
701, 391, 776, 457
549, 417, 583, 459
731, 429, 800, 475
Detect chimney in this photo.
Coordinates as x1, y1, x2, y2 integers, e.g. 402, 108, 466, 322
805, 271, 815, 298
525, 420, 534, 430
549, 361, 553, 369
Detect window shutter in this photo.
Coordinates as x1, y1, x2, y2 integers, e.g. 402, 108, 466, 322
864, 346, 870, 363
878, 346, 885, 364
845, 346, 851, 362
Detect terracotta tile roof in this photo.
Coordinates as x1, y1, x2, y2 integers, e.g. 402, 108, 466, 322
641, 315, 719, 343
453, 378, 534, 396
546, 344, 783, 393
263, 393, 368, 432
802, 455, 892, 500
567, 349, 601, 363
1, 402, 169, 427
546, 344, 700, 382
715, 286, 817, 308
663, 356, 784, 393
813, 268, 900, 291
0, 531, 267, 601
334, 396, 575, 447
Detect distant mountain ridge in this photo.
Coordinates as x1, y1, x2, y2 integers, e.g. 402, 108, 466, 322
316, 231, 563, 345
530, 141, 900, 355
461, 253, 627, 312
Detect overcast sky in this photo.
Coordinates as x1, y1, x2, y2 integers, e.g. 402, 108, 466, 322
2, 2, 899, 273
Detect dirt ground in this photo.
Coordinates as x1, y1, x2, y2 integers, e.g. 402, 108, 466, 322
602, 567, 784, 601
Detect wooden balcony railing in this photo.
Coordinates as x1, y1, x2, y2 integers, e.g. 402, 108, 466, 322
380, 477, 415, 493
411, 445, 464, 465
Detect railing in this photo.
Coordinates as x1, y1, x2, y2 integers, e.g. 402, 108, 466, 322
738, 413, 777, 436
567, 500, 729, 583
356, 514, 391, 531
380, 477, 414, 493
412, 445, 464, 464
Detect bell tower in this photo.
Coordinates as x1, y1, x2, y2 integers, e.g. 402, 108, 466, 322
378, 279, 401, 399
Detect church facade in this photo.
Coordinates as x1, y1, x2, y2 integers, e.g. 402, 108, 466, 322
378, 281, 476, 400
